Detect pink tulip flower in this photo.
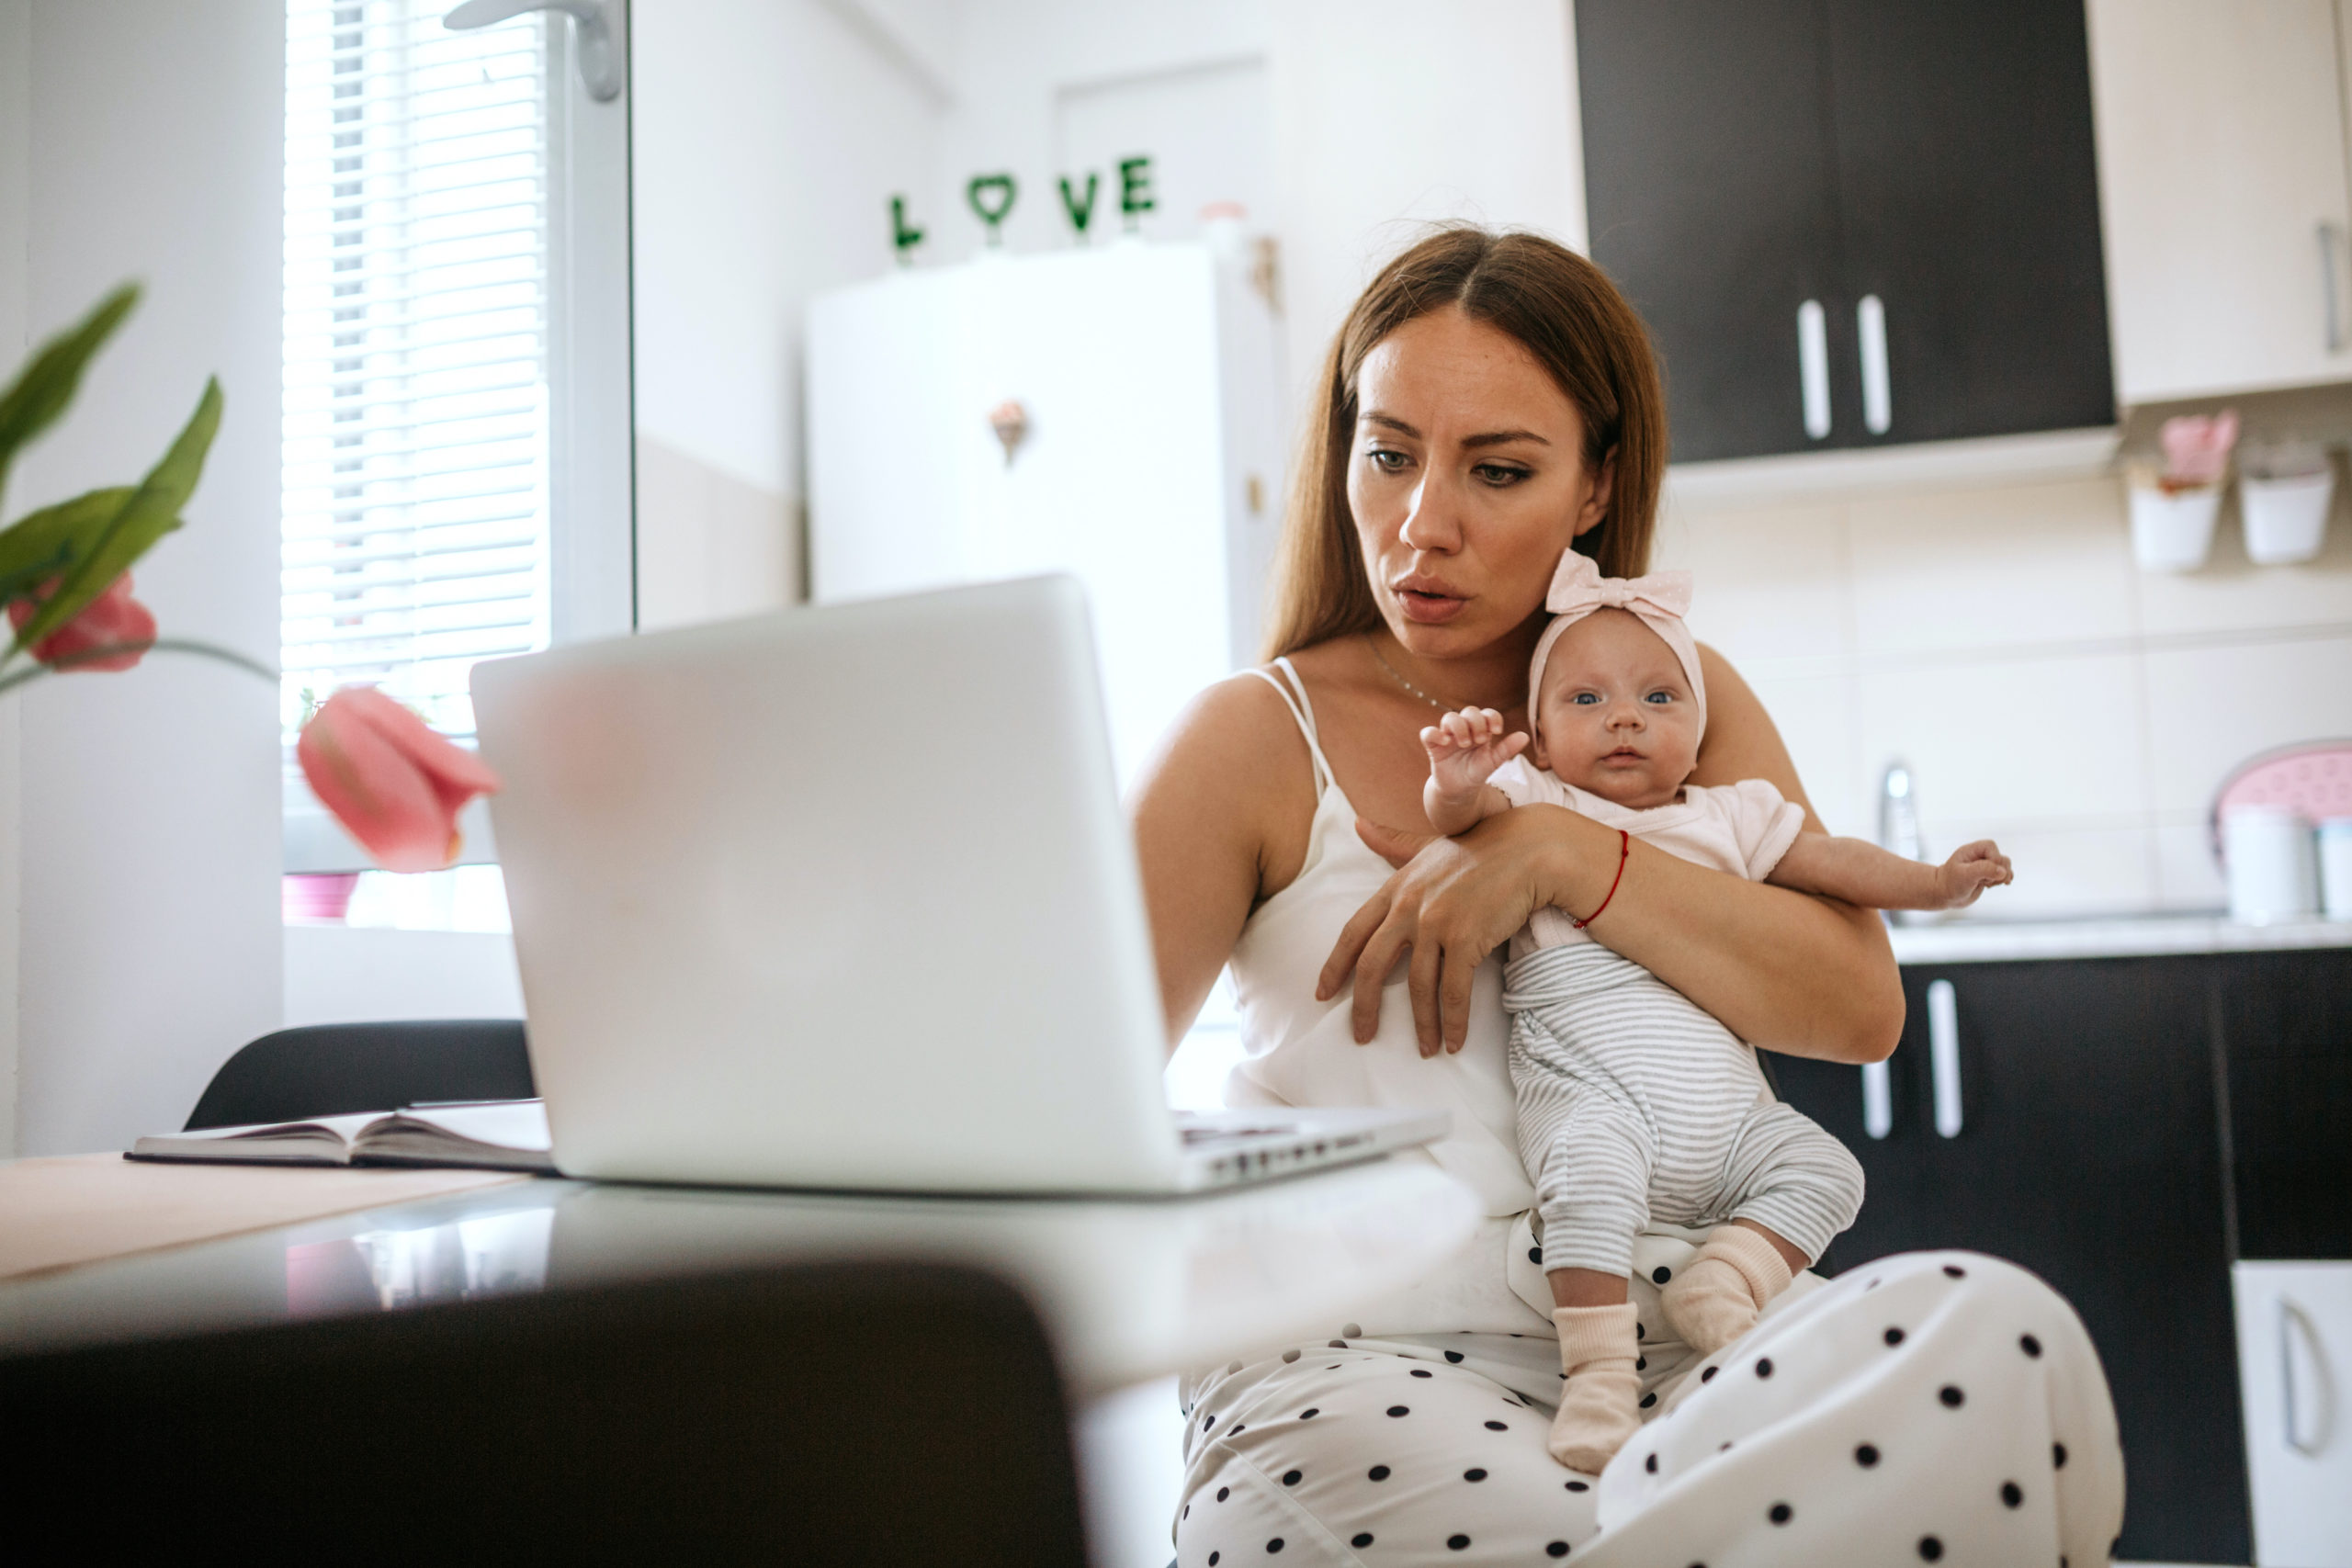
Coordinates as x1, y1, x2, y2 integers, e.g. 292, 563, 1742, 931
6, 572, 157, 671
298, 686, 503, 873
2158, 411, 2239, 491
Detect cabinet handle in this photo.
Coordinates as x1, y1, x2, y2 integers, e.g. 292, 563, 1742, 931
1926, 978, 1961, 1138
2323, 224, 2347, 354
1797, 300, 1830, 439
1860, 1059, 1892, 1140
1858, 294, 1892, 434
2282, 1297, 2336, 1457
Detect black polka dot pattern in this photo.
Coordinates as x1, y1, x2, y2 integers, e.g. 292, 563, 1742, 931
1351, 1533, 1374, 1549
1464, 1467, 1487, 1482
2020, 1334, 2042, 1358
1884, 1326, 1905, 1346
2053, 1442, 2068, 1469
1856, 1444, 1880, 1467
1918, 1537, 1944, 1561
1653, 1265, 1673, 1284
1367, 1466, 1390, 1482
1943, 1265, 1966, 1279
1281, 1470, 1302, 1487
1266, 1538, 1283, 1553
1565, 1480, 1589, 1493
1445, 1350, 1465, 1363
1386, 1405, 1410, 1417
1529, 1247, 1543, 1264
2001, 1481, 2023, 1507
1769, 1503, 1792, 1525
1299, 1408, 1318, 1420
1485, 1420, 1508, 1431
1447, 1534, 1471, 1551
1757, 1358, 1775, 1379
1645, 1453, 1658, 1473
1410, 1369, 1433, 1379
1939, 1385, 1965, 1408
1640, 1393, 1657, 1409
1546, 1544, 1570, 1559
1701, 1366, 1719, 1383
1217, 1486, 1230, 1502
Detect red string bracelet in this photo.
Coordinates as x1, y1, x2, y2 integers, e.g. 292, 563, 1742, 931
1572, 829, 1631, 930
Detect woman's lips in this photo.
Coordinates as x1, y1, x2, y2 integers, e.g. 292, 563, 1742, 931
1393, 579, 1467, 624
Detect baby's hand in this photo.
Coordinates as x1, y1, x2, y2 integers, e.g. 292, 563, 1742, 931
1420, 706, 1529, 799
1934, 840, 2014, 908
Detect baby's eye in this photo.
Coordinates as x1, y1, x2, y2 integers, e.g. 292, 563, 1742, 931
1571, 692, 1601, 705
1645, 691, 1675, 705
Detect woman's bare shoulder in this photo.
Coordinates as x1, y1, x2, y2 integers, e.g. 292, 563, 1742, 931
1132, 668, 1320, 891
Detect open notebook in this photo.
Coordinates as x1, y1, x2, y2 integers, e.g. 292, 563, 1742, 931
128, 1100, 553, 1173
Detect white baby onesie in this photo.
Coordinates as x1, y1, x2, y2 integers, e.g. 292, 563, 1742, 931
1487, 759, 1865, 1279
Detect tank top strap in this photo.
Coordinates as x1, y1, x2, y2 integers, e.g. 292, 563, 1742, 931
1244, 656, 1334, 795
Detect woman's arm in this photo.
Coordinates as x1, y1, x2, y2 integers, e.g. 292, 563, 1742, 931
1320, 646, 1905, 1064
1130, 674, 1317, 1045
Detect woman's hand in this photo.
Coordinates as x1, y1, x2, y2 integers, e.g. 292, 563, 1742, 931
1318, 805, 1611, 1057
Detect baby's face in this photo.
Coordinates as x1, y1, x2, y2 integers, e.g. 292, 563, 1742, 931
1530, 608, 1702, 809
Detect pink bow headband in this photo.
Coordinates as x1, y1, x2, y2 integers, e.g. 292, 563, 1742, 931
1526, 552, 1705, 746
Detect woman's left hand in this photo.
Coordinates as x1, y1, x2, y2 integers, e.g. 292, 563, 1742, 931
1317, 805, 1611, 1058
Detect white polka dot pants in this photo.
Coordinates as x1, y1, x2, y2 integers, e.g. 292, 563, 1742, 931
1174, 1251, 2122, 1566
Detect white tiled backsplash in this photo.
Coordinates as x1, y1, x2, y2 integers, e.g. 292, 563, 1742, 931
1651, 464, 2352, 919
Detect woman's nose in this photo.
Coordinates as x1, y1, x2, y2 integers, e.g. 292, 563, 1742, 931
1397, 474, 1463, 552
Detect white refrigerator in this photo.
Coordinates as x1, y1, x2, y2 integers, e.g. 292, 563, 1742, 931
806, 242, 1285, 785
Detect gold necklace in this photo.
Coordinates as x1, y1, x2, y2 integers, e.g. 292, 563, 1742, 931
1366, 637, 1455, 711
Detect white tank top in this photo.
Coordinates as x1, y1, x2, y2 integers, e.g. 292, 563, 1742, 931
1228, 660, 1546, 1202
1227, 660, 1548, 1334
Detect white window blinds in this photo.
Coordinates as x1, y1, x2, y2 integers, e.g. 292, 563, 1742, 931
280, 0, 553, 775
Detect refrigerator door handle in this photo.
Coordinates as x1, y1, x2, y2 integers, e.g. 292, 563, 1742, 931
2283, 1296, 2336, 1457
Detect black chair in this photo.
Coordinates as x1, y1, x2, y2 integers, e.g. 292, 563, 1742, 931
185, 1019, 535, 1129
2, 1261, 1090, 1564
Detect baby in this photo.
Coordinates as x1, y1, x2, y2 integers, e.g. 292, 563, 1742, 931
1421, 552, 2011, 1472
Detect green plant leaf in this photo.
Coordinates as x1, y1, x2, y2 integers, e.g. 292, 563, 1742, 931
6, 376, 217, 657
0, 283, 140, 506
0, 486, 135, 606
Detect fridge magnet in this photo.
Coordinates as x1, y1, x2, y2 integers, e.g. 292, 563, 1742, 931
1057, 172, 1100, 239
1118, 155, 1156, 231
988, 399, 1030, 467
967, 173, 1018, 245
889, 195, 925, 263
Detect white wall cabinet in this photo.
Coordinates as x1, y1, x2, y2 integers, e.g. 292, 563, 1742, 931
806, 243, 1283, 786
2089, 0, 2352, 405
2234, 1261, 2352, 1566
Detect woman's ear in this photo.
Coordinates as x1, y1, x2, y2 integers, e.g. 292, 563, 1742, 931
1571, 446, 1619, 539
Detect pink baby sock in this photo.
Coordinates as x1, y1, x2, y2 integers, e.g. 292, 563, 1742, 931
1658, 1224, 1795, 1356
1547, 1302, 1642, 1472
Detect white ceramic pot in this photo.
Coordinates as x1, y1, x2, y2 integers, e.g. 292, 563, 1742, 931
2321, 818, 2352, 920
2224, 806, 2319, 924
2239, 469, 2333, 565
2130, 482, 2222, 571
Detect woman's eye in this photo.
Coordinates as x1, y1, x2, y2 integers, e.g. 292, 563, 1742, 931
1366, 448, 1409, 473
1473, 463, 1530, 486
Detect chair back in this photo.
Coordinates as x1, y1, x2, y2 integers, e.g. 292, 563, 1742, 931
1, 1261, 1089, 1564
186, 1019, 534, 1128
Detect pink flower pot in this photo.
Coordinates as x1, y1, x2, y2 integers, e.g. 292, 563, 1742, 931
282, 872, 360, 924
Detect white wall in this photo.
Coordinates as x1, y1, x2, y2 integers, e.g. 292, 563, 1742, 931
1269, 0, 1588, 401
8, 0, 284, 1154
1655, 461, 2352, 919
631, 0, 944, 627
922, 0, 1272, 263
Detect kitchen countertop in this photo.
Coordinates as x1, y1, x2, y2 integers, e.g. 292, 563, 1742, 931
1887, 912, 2352, 964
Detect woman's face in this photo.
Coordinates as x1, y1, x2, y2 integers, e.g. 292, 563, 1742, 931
1347, 306, 1613, 660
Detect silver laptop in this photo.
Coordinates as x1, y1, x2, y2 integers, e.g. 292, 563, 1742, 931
469, 575, 1445, 1193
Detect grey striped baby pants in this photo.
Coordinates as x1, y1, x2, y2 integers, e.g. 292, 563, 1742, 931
1504, 942, 1865, 1278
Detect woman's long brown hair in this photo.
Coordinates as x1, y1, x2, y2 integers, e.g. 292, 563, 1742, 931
1263, 226, 1668, 660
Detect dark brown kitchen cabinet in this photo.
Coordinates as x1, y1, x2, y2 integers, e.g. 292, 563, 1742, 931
1577, 0, 2115, 462
1773, 958, 2249, 1564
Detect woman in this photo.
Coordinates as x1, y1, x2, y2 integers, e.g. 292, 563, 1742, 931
1132, 228, 2122, 1564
